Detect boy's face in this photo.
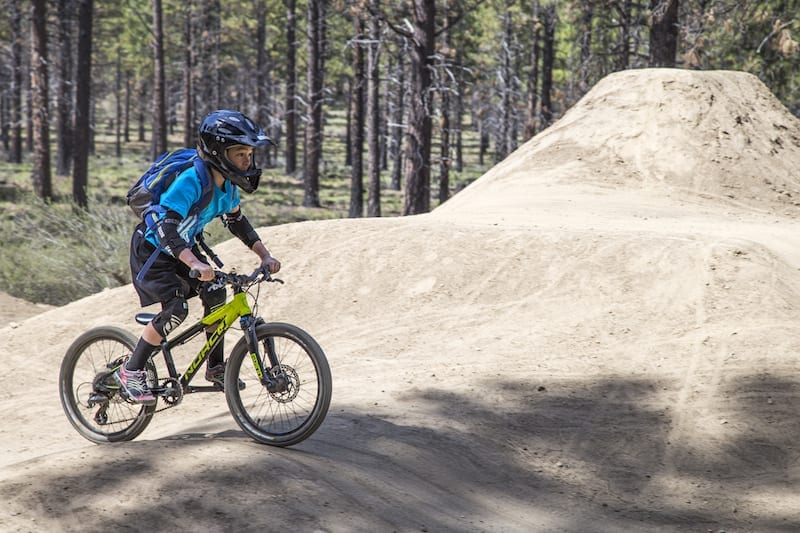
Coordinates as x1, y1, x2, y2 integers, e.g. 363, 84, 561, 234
226, 145, 254, 172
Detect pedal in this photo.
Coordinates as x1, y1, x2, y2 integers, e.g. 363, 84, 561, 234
87, 392, 109, 407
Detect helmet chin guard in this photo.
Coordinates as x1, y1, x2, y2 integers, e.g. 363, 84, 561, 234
198, 110, 271, 193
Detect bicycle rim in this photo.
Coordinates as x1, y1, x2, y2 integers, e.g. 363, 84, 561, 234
226, 322, 332, 447
59, 327, 157, 443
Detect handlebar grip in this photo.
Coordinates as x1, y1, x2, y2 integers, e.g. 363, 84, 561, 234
189, 269, 201, 279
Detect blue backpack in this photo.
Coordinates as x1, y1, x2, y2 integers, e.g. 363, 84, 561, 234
127, 148, 219, 281
127, 148, 214, 224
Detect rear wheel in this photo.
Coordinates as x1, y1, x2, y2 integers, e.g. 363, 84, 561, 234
59, 326, 157, 443
226, 322, 331, 447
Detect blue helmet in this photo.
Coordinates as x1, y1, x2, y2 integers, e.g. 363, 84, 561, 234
198, 110, 271, 193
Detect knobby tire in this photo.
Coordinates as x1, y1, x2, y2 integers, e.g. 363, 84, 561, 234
225, 322, 332, 447
59, 326, 157, 443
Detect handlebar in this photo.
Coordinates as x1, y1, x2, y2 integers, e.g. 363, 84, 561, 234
189, 266, 283, 288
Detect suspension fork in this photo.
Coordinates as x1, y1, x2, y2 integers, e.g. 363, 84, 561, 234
241, 315, 287, 393
242, 315, 266, 377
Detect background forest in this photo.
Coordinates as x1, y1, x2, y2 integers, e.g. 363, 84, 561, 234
0, 0, 798, 305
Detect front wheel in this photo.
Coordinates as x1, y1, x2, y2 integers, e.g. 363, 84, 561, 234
59, 326, 158, 443
226, 322, 332, 447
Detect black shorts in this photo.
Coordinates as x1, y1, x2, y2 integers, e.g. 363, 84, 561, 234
130, 225, 207, 307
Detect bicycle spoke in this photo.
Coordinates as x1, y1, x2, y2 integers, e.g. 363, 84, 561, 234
60, 327, 156, 443
226, 323, 331, 446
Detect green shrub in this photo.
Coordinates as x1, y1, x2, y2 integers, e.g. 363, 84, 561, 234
0, 194, 133, 305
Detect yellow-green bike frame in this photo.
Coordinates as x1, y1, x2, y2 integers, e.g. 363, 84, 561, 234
141, 278, 272, 395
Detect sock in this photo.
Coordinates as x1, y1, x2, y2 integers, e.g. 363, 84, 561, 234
127, 337, 158, 370
206, 332, 224, 368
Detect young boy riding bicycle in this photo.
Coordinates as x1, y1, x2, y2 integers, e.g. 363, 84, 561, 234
116, 110, 281, 405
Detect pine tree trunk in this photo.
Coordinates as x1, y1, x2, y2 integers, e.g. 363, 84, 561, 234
578, 0, 593, 92
284, 0, 298, 174
255, 2, 266, 127
454, 51, 464, 172
496, 3, 513, 162
616, 0, 633, 70
389, 40, 405, 191
540, 4, 556, 127
438, 25, 451, 204
55, 0, 74, 176
124, 70, 131, 142
73, 0, 93, 207
151, 0, 167, 158
439, 88, 450, 204
115, 51, 122, 157
525, 0, 541, 139
303, 0, 325, 208
402, 0, 435, 215
349, 13, 365, 218
366, 0, 381, 217
30, 0, 52, 201
649, 0, 679, 67
8, 0, 23, 164
183, 1, 194, 147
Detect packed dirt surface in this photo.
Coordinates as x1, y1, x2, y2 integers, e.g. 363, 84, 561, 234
3, 68, 800, 532
0, 292, 53, 325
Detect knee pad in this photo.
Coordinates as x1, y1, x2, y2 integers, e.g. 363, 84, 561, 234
153, 295, 189, 337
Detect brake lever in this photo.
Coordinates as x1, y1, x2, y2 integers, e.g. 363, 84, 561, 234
252, 267, 283, 284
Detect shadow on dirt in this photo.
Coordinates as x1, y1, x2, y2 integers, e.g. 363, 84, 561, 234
2, 373, 800, 532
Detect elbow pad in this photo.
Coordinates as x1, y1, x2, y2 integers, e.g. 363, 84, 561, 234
155, 210, 189, 257
224, 211, 260, 249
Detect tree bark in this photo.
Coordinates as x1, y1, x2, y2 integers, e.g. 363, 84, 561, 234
615, 0, 633, 71
389, 38, 405, 191
454, 50, 464, 172
73, 0, 93, 207
303, 0, 326, 208
649, 0, 679, 67
284, 0, 298, 174
349, 12, 366, 218
151, 0, 167, 158
438, 24, 451, 204
496, 2, 513, 162
183, 1, 194, 147
255, 0, 272, 166
30, 0, 52, 201
55, 0, 74, 176
7, 0, 23, 164
366, 0, 381, 217
255, 4, 266, 124
578, 0, 593, 92
196, 0, 221, 114
124, 69, 131, 142
401, 0, 435, 215
540, 4, 556, 127
115, 51, 122, 158
524, 0, 541, 139
438, 87, 450, 204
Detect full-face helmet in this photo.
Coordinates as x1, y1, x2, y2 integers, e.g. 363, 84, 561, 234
198, 110, 271, 193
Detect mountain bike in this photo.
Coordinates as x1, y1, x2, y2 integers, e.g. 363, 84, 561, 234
59, 266, 332, 447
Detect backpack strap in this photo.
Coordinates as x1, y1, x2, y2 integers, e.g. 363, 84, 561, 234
136, 160, 220, 282
136, 231, 164, 282
191, 159, 214, 215
190, 159, 223, 268
197, 233, 224, 268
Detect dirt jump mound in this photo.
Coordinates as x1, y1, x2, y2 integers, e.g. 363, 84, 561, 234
438, 68, 800, 219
